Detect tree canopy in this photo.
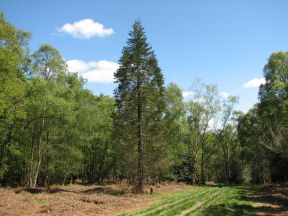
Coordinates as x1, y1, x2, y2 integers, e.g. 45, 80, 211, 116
1, 13, 288, 189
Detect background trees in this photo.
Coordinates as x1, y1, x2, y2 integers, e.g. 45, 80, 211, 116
0, 13, 287, 188
237, 106, 269, 184
254, 52, 288, 182
182, 81, 239, 184
0, 13, 30, 184
237, 52, 288, 183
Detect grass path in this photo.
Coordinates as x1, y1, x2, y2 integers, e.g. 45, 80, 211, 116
178, 188, 228, 216
122, 185, 266, 216
124, 187, 226, 216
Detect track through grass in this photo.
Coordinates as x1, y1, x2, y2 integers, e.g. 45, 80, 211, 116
123, 185, 262, 216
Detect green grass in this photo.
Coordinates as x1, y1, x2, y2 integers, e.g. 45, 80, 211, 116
36, 198, 46, 205
123, 185, 261, 216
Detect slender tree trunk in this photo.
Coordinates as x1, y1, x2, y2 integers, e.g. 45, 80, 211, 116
135, 85, 144, 194
44, 128, 50, 189
191, 134, 198, 185
191, 138, 197, 185
28, 130, 36, 187
200, 142, 205, 184
32, 118, 45, 187
191, 156, 196, 184
136, 124, 144, 193
224, 148, 229, 184
96, 142, 108, 183
252, 162, 256, 184
33, 149, 41, 187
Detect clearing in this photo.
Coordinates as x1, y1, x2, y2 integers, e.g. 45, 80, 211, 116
0, 183, 287, 215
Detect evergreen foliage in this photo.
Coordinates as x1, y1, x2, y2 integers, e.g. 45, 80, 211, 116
114, 20, 165, 193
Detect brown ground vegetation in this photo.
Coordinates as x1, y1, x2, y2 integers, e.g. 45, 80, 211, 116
0, 182, 191, 216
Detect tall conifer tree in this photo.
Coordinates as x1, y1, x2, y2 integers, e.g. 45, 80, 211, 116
114, 20, 164, 193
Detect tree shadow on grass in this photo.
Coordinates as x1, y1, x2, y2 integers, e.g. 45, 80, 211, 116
201, 185, 288, 216
201, 203, 287, 216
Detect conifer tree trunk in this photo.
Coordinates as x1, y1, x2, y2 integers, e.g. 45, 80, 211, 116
136, 88, 144, 193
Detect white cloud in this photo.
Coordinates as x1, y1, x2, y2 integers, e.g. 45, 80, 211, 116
220, 91, 229, 98
58, 19, 114, 39
66, 60, 91, 73
66, 59, 119, 83
182, 91, 195, 97
244, 78, 266, 88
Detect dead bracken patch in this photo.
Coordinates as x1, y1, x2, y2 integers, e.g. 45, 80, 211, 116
0, 182, 192, 216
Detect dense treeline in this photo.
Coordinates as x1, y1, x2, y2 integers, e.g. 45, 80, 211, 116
238, 52, 288, 183
0, 13, 287, 192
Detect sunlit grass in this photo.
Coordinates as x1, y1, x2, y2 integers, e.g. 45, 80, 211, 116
123, 185, 262, 216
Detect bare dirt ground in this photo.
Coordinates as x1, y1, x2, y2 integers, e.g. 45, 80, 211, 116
0, 182, 192, 216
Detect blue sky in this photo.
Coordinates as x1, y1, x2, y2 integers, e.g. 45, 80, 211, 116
2, 0, 288, 112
